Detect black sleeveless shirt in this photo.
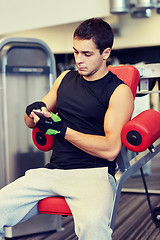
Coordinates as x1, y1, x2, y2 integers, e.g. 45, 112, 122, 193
46, 70, 124, 176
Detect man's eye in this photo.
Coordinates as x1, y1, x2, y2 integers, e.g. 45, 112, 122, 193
85, 53, 92, 57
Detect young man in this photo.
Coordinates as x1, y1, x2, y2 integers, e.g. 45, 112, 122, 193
0, 18, 134, 239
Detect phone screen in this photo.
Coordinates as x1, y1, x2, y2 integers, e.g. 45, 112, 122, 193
33, 110, 46, 119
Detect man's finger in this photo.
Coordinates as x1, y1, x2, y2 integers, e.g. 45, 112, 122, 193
44, 111, 51, 118
41, 106, 47, 113
31, 112, 40, 123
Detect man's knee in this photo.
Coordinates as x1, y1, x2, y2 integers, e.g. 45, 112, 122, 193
75, 210, 112, 239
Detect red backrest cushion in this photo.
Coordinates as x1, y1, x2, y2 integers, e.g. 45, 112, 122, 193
108, 65, 140, 98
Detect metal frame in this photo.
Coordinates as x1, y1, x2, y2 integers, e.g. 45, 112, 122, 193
0, 37, 56, 186
110, 139, 160, 230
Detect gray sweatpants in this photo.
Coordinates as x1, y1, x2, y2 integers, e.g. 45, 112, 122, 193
0, 167, 116, 240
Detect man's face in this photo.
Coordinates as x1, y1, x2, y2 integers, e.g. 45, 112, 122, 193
73, 38, 109, 81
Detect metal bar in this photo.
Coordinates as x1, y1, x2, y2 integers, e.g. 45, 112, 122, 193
140, 167, 153, 213
122, 188, 160, 195
137, 90, 160, 94
0, 37, 57, 81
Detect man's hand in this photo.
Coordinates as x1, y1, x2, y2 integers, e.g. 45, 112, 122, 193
35, 112, 67, 138
26, 101, 47, 119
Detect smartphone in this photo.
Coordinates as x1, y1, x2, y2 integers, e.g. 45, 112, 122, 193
33, 109, 46, 119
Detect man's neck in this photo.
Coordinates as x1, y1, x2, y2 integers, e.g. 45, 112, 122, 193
83, 69, 109, 81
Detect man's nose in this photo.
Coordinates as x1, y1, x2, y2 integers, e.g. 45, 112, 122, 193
76, 53, 84, 63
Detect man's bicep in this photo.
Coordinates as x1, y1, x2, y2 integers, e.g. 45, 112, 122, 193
104, 84, 134, 137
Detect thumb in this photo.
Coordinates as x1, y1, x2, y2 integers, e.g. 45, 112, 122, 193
41, 106, 47, 113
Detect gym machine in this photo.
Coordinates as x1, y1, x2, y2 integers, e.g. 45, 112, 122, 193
0, 37, 61, 238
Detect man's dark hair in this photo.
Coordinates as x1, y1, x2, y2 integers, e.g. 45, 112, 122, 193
73, 18, 114, 54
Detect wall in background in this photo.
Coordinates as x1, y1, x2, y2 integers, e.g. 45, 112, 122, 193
0, 2, 160, 54
0, 0, 110, 35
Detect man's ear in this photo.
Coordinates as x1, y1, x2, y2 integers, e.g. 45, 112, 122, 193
103, 48, 111, 60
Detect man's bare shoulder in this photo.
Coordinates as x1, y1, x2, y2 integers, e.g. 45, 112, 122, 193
113, 83, 134, 100
108, 83, 134, 117
53, 70, 71, 90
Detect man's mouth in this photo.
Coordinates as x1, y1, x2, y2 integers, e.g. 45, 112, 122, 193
77, 66, 86, 71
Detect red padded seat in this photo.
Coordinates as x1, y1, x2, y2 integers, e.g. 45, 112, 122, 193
32, 127, 53, 151
121, 109, 160, 152
38, 197, 72, 216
